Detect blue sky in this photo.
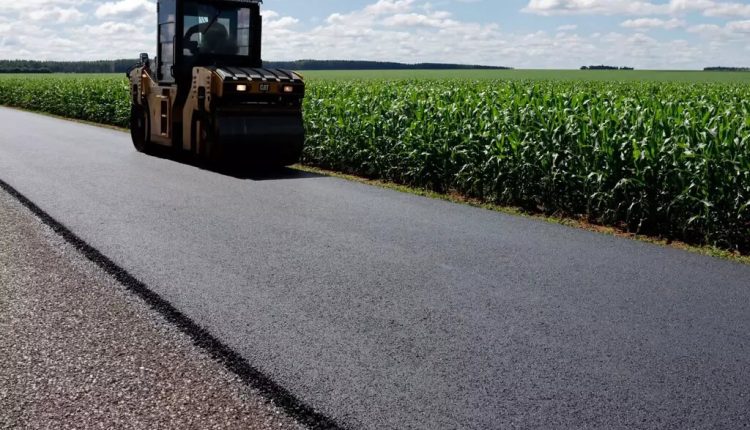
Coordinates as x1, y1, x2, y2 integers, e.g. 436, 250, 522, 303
0, 0, 748, 69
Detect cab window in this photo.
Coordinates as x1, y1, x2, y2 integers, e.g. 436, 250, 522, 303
182, 2, 251, 57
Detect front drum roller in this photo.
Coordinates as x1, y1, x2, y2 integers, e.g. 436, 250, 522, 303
203, 114, 305, 168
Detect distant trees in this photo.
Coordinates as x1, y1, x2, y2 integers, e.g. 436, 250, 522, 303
268, 60, 511, 70
0, 59, 137, 74
704, 67, 750, 72
0, 67, 51, 74
581, 65, 634, 70
0, 59, 512, 74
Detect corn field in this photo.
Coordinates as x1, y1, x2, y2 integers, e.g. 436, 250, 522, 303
0, 74, 748, 252
0, 75, 131, 127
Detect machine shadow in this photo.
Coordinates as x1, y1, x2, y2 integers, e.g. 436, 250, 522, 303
147, 147, 327, 181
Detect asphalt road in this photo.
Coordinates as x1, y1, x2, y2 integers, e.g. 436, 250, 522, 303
0, 183, 304, 430
1, 107, 749, 429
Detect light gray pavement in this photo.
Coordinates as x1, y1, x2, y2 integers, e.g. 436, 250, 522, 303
0, 107, 749, 429
0, 189, 305, 430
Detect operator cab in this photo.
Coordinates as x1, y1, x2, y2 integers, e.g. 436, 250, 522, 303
157, 0, 262, 86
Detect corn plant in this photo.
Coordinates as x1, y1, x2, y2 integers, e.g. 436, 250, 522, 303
0, 74, 130, 127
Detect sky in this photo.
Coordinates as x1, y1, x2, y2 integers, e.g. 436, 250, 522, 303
0, 0, 748, 69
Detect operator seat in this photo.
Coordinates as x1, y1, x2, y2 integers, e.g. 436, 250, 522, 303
201, 24, 238, 55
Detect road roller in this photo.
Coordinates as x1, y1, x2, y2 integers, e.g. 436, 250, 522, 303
127, 0, 305, 167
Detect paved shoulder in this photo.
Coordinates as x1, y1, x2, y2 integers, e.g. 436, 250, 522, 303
0, 190, 304, 430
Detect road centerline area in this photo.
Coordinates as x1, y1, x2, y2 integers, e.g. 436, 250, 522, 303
1, 107, 749, 429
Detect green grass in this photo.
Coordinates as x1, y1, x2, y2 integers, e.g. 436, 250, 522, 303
301, 69, 750, 83
0, 71, 748, 254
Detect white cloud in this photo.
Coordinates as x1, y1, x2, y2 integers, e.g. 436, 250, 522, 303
688, 19, 750, 42
523, 0, 669, 16
524, 0, 750, 18
0, 0, 154, 60
95, 0, 155, 26
726, 20, 750, 33
262, 1, 507, 65
259, 1, 733, 69
702, 2, 750, 18
24, 7, 84, 23
2, 0, 87, 12
621, 18, 685, 30
0, 0, 746, 69
670, 0, 750, 17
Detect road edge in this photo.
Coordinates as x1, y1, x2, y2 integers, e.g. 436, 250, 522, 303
0, 177, 347, 430
295, 164, 750, 266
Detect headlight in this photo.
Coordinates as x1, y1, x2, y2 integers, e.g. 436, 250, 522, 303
236, 84, 247, 92
283, 85, 294, 93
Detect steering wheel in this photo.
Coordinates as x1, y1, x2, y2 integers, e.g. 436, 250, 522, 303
184, 24, 203, 54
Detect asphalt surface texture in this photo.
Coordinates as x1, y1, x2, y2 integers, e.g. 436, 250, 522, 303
0, 107, 749, 429
0, 189, 304, 429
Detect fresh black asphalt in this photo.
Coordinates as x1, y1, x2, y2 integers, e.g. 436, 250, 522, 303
1, 107, 749, 429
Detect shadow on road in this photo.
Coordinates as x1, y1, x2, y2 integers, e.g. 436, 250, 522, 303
145, 147, 327, 181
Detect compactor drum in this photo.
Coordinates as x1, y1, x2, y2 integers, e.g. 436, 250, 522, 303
128, 0, 305, 167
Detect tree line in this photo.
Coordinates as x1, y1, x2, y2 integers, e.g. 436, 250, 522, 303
0, 59, 510, 74
3, 60, 747, 74
0, 59, 137, 73
267, 60, 510, 70
704, 67, 750, 72
580, 65, 635, 70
